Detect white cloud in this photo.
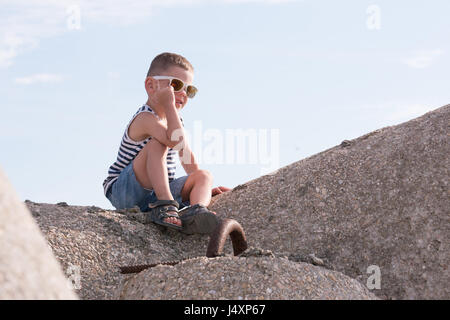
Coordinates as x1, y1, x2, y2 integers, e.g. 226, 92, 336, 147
0, 1, 67, 68
403, 49, 444, 69
0, 0, 300, 68
14, 73, 64, 85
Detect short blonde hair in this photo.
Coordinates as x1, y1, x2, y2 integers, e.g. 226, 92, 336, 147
147, 52, 194, 77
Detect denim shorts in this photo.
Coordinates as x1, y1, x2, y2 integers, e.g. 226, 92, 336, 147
106, 162, 191, 212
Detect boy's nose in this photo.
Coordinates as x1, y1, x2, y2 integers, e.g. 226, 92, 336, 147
176, 90, 187, 100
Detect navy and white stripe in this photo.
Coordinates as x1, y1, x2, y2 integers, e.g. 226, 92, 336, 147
102, 104, 181, 196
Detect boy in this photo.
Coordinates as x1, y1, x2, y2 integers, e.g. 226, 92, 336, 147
103, 52, 230, 234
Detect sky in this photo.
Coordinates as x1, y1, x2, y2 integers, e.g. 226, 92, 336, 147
1, 0, 449, 210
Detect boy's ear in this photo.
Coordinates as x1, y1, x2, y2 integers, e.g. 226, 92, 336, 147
145, 76, 154, 92
145, 76, 151, 88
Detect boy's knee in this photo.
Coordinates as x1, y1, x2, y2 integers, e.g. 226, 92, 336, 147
191, 169, 213, 181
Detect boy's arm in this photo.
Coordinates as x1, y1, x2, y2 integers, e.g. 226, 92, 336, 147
130, 111, 182, 149
136, 77, 186, 149
165, 103, 186, 147
178, 143, 199, 174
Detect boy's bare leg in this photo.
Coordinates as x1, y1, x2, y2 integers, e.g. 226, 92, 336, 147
133, 138, 180, 226
180, 170, 213, 207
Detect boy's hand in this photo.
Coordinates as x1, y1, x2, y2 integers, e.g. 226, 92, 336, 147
149, 78, 176, 109
211, 186, 231, 197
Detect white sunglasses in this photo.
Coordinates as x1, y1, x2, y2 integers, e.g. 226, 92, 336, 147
152, 76, 198, 98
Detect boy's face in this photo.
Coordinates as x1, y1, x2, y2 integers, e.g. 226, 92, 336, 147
147, 65, 194, 111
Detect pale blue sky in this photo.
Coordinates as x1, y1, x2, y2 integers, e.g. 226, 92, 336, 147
1, 0, 449, 210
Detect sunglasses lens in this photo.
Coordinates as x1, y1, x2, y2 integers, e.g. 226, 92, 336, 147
186, 85, 197, 98
170, 79, 184, 92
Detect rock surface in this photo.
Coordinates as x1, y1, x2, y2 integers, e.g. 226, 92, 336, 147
209, 104, 450, 299
119, 255, 377, 300
0, 169, 77, 300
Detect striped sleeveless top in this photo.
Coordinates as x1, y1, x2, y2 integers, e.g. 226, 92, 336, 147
102, 104, 181, 196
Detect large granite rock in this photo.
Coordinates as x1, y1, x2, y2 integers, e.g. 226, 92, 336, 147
18, 104, 449, 300
209, 104, 450, 300
0, 168, 77, 300
26, 201, 377, 300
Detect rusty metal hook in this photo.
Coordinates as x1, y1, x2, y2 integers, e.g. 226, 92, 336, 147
206, 218, 248, 257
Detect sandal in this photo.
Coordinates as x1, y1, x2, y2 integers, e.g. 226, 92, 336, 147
178, 204, 220, 235
146, 200, 182, 231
